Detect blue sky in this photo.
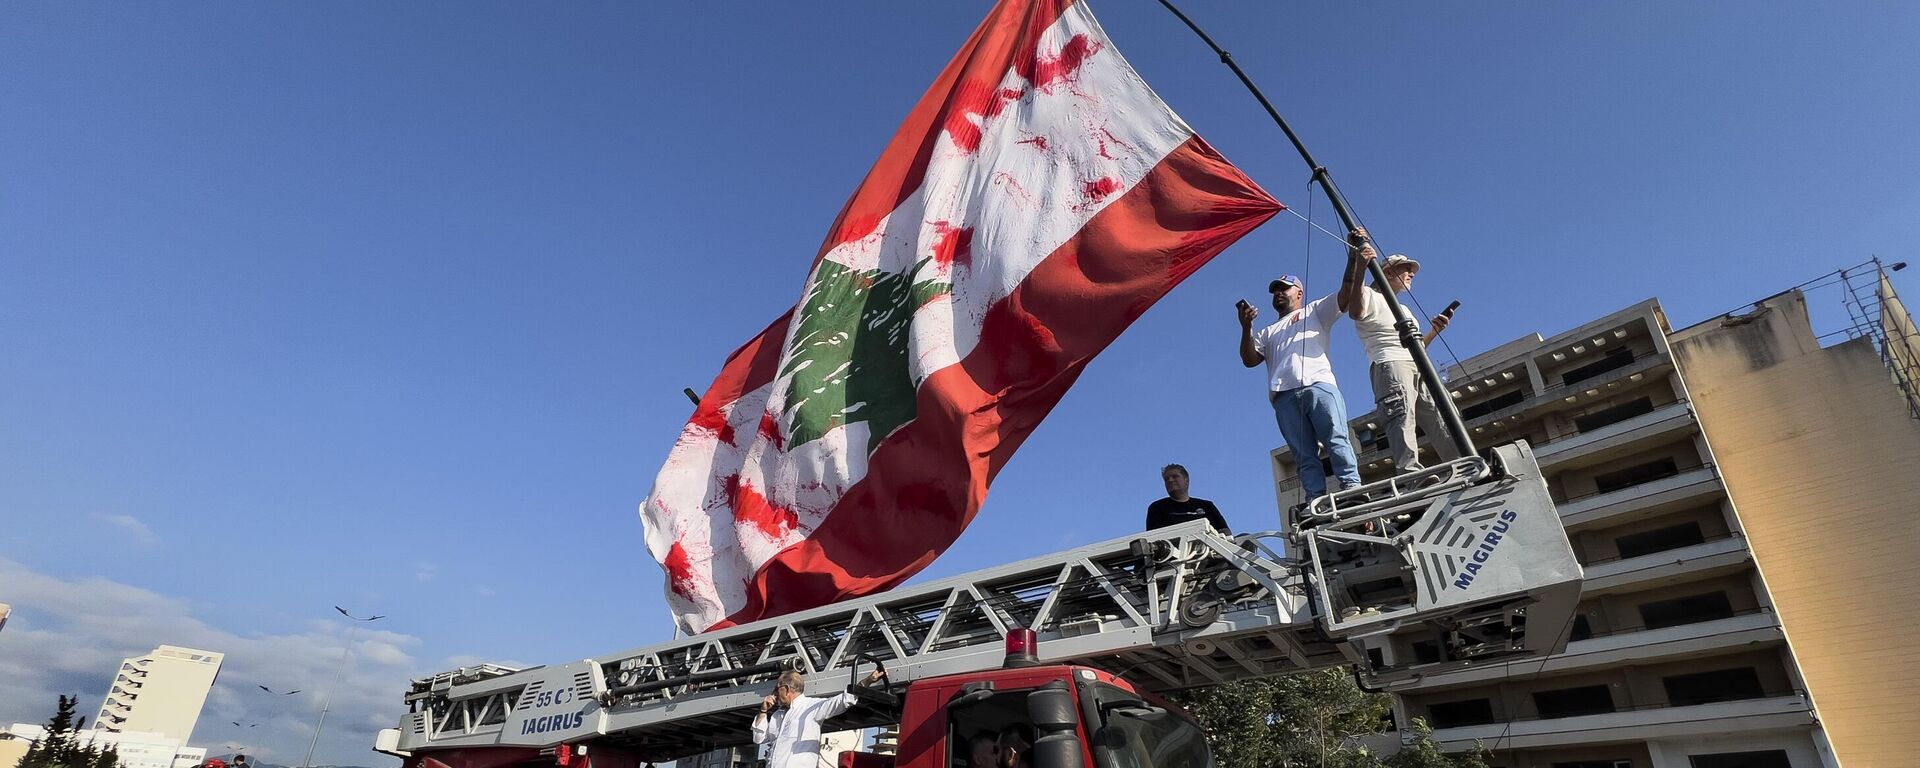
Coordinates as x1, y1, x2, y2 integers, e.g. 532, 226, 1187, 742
3, 2, 1916, 764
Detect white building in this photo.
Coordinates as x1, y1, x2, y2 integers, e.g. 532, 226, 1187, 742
96, 645, 224, 744
2, 724, 207, 768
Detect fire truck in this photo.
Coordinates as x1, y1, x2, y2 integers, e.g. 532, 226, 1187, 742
375, 441, 1582, 768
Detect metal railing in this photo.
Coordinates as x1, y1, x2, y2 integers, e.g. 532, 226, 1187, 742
1575, 529, 1744, 568
1427, 683, 1808, 729
1568, 605, 1773, 643
1550, 459, 1717, 506
1832, 259, 1920, 418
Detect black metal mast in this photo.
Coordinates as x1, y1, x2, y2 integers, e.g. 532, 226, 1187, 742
1155, 0, 1476, 459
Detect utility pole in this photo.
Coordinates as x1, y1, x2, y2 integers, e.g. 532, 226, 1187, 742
303, 606, 384, 768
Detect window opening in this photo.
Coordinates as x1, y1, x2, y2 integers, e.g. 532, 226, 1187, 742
1662, 667, 1766, 706
1531, 685, 1615, 719
1426, 698, 1495, 728
1460, 389, 1525, 421
1637, 591, 1734, 630
1689, 751, 1790, 768
1614, 521, 1706, 559
1593, 456, 1679, 494
1561, 349, 1636, 386
1572, 396, 1657, 433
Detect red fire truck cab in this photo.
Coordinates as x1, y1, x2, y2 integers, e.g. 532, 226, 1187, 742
838, 629, 1210, 768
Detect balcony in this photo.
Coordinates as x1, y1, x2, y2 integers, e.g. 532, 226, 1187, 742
1343, 352, 1681, 471
1535, 400, 1698, 471
1557, 465, 1724, 529
1579, 535, 1752, 595
1450, 348, 1676, 430
1429, 692, 1813, 751
1395, 610, 1781, 691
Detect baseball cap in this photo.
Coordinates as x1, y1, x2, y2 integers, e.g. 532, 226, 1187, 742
1267, 274, 1302, 292
1383, 254, 1421, 274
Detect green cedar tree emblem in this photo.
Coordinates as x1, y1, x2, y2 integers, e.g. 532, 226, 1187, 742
780, 257, 950, 452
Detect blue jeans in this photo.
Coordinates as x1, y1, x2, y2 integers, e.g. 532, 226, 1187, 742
1272, 382, 1363, 498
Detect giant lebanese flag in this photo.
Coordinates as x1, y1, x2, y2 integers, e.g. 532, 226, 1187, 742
642, 0, 1281, 633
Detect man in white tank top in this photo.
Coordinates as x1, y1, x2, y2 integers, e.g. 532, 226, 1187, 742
1338, 230, 1460, 474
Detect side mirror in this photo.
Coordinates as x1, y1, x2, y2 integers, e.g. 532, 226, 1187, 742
1027, 687, 1076, 729
949, 681, 996, 710
1027, 682, 1082, 768
950, 689, 995, 708
1109, 705, 1168, 723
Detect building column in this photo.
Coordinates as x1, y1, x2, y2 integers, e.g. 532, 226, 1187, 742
1644, 740, 1686, 768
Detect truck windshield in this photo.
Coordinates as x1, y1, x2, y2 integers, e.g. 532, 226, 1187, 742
1096, 706, 1214, 768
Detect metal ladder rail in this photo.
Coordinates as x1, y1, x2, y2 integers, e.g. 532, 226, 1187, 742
395, 521, 1314, 753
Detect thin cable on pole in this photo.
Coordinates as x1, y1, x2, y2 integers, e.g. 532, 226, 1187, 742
1282, 206, 1349, 244
1403, 290, 1465, 372
1302, 178, 1315, 292
1153, 0, 1476, 458
1485, 605, 1583, 760
1283, 206, 1465, 372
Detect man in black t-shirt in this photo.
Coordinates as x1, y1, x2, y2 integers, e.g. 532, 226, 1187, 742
1146, 464, 1230, 534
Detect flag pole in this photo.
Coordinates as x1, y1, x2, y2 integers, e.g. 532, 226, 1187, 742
1153, 0, 1476, 460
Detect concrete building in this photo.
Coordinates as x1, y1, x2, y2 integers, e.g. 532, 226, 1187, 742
1, 724, 207, 768
95, 645, 224, 744
0, 729, 30, 768
1269, 268, 1918, 768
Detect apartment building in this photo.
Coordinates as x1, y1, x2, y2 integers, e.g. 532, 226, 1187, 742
1269, 273, 1919, 768
0, 724, 207, 768
95, 645, 224, 744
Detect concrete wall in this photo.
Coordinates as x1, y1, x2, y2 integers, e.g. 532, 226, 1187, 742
1672, 291, 1920, 768
99, 646, 222, 744
0, 736, 30, 768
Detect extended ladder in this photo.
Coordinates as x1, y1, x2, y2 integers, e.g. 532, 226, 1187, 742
387, 440, 1580, 762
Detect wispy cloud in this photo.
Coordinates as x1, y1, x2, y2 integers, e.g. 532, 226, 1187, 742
413, 562, 438, 582
0, 558, 417, 766
94, 514, 159, 547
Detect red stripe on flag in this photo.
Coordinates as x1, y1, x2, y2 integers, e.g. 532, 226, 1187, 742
816, 0, 1077, 256
707, 137, 1280, 629
687, 308, 794, 441
689, 0, 1079, 438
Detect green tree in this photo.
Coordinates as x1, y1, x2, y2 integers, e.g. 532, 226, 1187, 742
1173, 669, 1389, 768
1173, 671, 1489, 768
16, 696, 117, 768
1385, 720, 1488, 768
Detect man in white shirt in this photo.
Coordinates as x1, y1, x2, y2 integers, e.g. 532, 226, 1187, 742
751, 669, 885, 768
1339, 229, 1459, 474
1236, 265, 1363, 501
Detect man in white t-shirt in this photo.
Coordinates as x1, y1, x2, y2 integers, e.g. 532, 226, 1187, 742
752, 669, 885, 768
1339, 230, 1460, 474
1236, 267, 1363, 501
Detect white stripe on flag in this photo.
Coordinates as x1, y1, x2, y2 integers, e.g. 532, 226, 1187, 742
644, 2, 1198, 630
